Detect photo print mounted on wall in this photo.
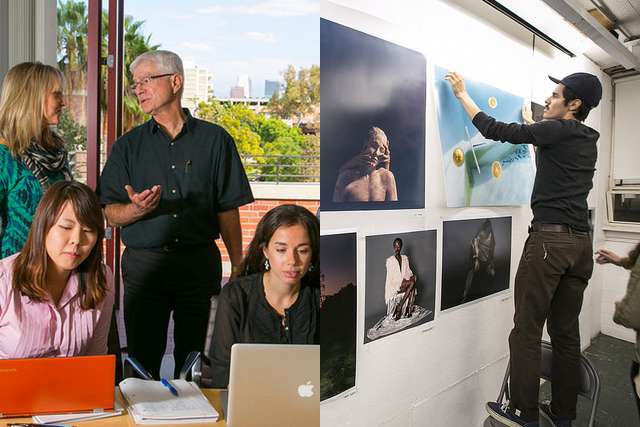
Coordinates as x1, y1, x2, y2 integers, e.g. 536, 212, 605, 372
364, 230, 436, 344
441, 216, 512, 311
320, 231, 357, 401
320, 19, 426, 211
433, 65, 535, 207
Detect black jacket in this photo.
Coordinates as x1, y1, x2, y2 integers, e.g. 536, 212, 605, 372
208, 272, 319, 388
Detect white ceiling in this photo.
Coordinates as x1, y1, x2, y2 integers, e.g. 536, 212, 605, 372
545, 0, 640, 76
573, 0, 640, 43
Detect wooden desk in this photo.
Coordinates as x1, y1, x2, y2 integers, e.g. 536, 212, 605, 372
4, 388, 226, 427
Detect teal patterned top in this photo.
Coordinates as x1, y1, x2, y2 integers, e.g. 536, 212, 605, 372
0, 145, 66, 258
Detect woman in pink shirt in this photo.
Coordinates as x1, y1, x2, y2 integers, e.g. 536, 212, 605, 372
0, 180, 114, 358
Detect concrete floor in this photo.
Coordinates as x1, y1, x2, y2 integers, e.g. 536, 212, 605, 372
540, 333, 639, 426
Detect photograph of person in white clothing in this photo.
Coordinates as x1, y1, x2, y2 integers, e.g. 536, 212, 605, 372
364, 231, 436, 343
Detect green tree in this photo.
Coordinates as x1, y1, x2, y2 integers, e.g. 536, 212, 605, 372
198, 102, 263, 155
196, 100, 317, 182
57, 0, 88, 118
57, 1, 159, 136
121, 15, 160, 130
57, 108, 87, 151
268, 64, 320, 121
101, 12, 160, 132
197, 101, 264, 178
258, 118, 308, 181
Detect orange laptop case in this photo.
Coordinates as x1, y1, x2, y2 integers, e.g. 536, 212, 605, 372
0, 355, 115, 418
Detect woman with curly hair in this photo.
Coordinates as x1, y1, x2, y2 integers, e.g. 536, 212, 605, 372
209, 204, 319, 388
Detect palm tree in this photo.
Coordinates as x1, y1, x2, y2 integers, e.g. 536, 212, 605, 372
122, 15, 160, 130
100, 12, 159, 135
57, 1, 159, 133
57, 0, 88, 118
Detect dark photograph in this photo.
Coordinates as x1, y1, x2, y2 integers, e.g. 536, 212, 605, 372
320, 232, 357, 401
320, 19, 426, 211
441, 217, 512, 310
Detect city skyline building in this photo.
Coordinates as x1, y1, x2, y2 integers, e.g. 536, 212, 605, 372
182, 63, 213, 114
264, 79, 279, 98
229, 86, 245, 98
236, 73, 252, 98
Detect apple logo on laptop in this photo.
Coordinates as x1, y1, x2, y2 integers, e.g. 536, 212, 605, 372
298, 381, 314, 398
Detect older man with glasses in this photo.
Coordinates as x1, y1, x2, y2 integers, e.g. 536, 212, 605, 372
97, 50, 254, 380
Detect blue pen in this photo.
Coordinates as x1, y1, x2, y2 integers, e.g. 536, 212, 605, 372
161, 378, 179, 396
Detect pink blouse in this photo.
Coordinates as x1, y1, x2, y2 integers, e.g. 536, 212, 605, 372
0, 253, 115, 359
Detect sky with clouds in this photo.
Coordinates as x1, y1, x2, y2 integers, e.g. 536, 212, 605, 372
122, 0, 319, 97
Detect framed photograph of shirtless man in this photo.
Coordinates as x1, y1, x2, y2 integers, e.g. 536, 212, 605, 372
320, 18, 426, 211
364, 230, 436, 344
441, 216, 512, 311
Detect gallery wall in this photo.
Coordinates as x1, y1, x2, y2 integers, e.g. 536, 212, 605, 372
319, 0, 613, 426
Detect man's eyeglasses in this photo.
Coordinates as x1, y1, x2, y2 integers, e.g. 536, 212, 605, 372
130, 73, 174, 91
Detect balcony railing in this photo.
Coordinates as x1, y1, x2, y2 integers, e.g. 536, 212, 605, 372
69, 152, 319, 184
240, 154, 319, 183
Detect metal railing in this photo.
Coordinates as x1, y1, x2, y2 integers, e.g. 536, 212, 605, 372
240, 154, 319, 183
69, 151, 320, 184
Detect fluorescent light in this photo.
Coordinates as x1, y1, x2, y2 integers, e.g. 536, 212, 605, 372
488, 0, 590, 57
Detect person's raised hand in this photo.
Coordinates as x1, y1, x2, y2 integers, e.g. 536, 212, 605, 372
445, 71, 467, 99
125, 184, 162, 216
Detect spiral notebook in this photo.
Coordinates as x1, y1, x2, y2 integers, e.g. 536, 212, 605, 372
119, 378, 219, 424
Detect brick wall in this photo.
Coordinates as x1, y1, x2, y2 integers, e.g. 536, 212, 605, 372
112, 196, 319, 357
216, 198, 321, 262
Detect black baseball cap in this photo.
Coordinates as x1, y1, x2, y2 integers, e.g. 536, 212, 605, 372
548, 72, 602, 108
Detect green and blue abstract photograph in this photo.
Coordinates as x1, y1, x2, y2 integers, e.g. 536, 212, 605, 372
433, 65, 535, 207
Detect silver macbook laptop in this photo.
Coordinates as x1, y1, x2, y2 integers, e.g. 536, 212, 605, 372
225, 343, 320, 427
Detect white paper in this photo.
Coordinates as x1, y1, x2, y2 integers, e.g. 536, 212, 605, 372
119, 378, 219, 425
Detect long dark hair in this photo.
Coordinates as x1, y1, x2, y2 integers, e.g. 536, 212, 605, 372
12, 181, 108, 309
239, 204, 320, 287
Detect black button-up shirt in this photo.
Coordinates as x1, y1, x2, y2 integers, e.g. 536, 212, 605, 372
97, 109, 254, 248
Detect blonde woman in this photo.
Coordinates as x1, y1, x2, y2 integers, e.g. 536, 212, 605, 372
0, 61, 73, 258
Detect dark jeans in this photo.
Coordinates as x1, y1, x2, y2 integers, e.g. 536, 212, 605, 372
508, 227, 593, 422
121, 244, 221, 379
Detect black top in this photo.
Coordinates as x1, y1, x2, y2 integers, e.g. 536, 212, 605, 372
208, 272, 320, 388
472, 112, 599, 231
96, 109, 254, 248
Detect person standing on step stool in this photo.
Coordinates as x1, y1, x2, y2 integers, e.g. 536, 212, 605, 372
446, 70, 602, 427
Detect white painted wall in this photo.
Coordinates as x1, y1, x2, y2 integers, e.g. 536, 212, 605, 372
593, 74, 640, 345
319, 0, 613, 426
